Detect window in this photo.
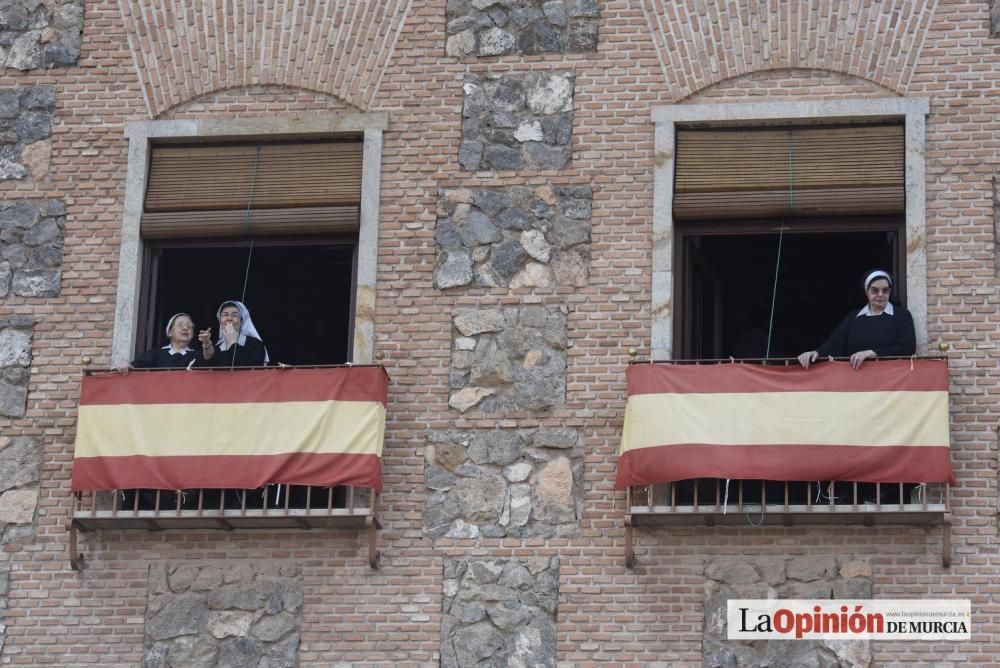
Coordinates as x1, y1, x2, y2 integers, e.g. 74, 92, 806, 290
135, 139, 363, 364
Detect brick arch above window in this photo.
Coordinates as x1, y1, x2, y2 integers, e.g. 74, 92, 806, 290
640, 0, 937, 102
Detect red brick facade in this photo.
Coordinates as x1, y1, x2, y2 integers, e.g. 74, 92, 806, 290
0, 1, 998, 664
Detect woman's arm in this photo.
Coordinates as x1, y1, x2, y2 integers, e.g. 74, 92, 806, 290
815, 311, 853, 358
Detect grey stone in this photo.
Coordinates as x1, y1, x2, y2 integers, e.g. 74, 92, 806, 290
218, 637, 264, 668
483, 78, 526, 112
465, 560, 504, 584
458, 140, 483, 171
455, 308, 505, 336
485, 6, 507, 27
251, 612, 297, 642
0, 328, 31, 366
559, 195, 591, 219
0, 5, 28, 31
833, 577, 873, 599
472, 189, 511, 216
14, 111, 49, 143
549, 215, 590, 249
524, 21, 564, 53
28, 243, 62, 268
190, 567, 224, 592
993, 0, 1000, 38
524, 141, 571, 170
478, 27, 515, 56
450, 620, 504, 667
0, 156, 26, 180
2, 365, 27, 385
489, 238, 527, 278
495, 207, 534, 230
458, 210, 502, 246
263, 633, 299, 668
255, 575, 303, 614
435, 249, 473, 289
0, 201, 36, 228
483, 143, 525, 171
0, 437, 41, 493
0, 91, 17, 118
532, 427, 578, 450
426, 464, 458, 491
540, 115, 572, 145
452, 473, 506, 523
206, 610, 254, 639
566, 19, 598, 51
424, 492, 462, 538
525, 73, 573, 114
508, 616, 557, 667
38, 199, 64, 216
705, 558, 761, 586
435, 218, 463, 250
498, 561, 533, 590
469, 337, 516, 386
11, 268, 59, 296
7, 30, 41, 69
142, 643, 168, 668
567, 0, 599, 17
448, 600, 487, 624
507, 483, 532, 527
788, 555, 838, 582
207, 584, 265, 611
146, 594, 208, 641
543, 1, 567, 26
0, 380, 27, 417
22, 217, 60, 245
165, 635, 219, 667
487, 600, 533, 630
510, 6, 543, 29
446, 29, 476, 57
19, 87, 53, 111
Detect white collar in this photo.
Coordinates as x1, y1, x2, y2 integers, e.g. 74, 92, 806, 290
161, 345, 193, 355
857, 303, 894, 317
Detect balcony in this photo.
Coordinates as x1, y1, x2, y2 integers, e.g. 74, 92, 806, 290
69, 365, 388, 570
618, 357, 955, 567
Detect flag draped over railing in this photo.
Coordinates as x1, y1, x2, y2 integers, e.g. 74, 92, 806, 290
616, 359, 955, 490
72, 366, 388, 492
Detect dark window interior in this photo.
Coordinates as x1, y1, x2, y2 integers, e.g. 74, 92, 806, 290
140, 241, 356, 365
678, 224, 902, 360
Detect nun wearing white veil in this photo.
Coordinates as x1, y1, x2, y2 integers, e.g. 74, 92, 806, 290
206, 300, 269, 367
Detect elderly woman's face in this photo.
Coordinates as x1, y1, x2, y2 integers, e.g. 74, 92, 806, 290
219, 306, 242, 331
867, 278, 891, 311
168, 316, 194, 346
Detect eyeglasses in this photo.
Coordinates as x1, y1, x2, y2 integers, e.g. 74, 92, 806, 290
868, 287, 891, 295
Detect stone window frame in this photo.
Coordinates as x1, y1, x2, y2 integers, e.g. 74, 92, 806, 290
111, 114, 387, 367
650, 97, 930, 360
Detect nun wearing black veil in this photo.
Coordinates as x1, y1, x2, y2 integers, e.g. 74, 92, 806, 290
205, 300, 268, 367
797, 270, 916, 370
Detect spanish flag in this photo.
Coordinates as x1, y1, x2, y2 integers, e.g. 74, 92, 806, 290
616, 359, 955, 489
71, 367, 387, 492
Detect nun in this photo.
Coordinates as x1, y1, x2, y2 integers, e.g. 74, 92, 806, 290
798, 269, 916, 370
131, 313, 215, 369
205, 300, 268, 367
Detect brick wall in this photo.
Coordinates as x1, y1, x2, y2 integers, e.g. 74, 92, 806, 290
0, 1, 997, 665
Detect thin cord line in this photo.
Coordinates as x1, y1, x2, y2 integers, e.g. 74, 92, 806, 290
765, 131, 794, 360
230, 145, 261, 372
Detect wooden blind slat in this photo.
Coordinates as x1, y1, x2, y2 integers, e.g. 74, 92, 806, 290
140, 206, 360, 239
145, 141, 364, 212
674, 124, 904, 220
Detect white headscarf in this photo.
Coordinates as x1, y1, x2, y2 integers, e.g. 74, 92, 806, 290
216, 300, 269, 364
164, 312, 192, 337
863, 270, 892, 292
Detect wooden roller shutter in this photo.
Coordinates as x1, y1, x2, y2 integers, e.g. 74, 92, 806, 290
142, 141, 363, 238
673, 124, 904, 221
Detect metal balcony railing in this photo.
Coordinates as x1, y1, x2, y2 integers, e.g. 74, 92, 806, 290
71, 484, 380, 569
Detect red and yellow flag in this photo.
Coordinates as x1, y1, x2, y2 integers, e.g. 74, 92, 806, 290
616, 359, 955, 489
72, 367, 388, 492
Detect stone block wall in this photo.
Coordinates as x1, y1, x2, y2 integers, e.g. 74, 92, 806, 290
441, 557, 559, 667
435, 185, 591, 290
0, 199, 65, 296
424, 427, 582, 538
460, 72, 574, 172
0, 1, 83, 69
992, 0, 1000, 38
143, 561, 302, 668
0, 317, 32, 417
0, 87, 54, 180
445, 0, 599, 57
703, 555, 873, 667
448, 305, 566, 413
994, 176, 999, 274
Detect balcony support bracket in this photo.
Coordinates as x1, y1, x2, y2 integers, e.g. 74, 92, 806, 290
625, 515, 635, 569
69, 519, 85, 571
366, 515, 381, 569
942, 513, 951, 568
